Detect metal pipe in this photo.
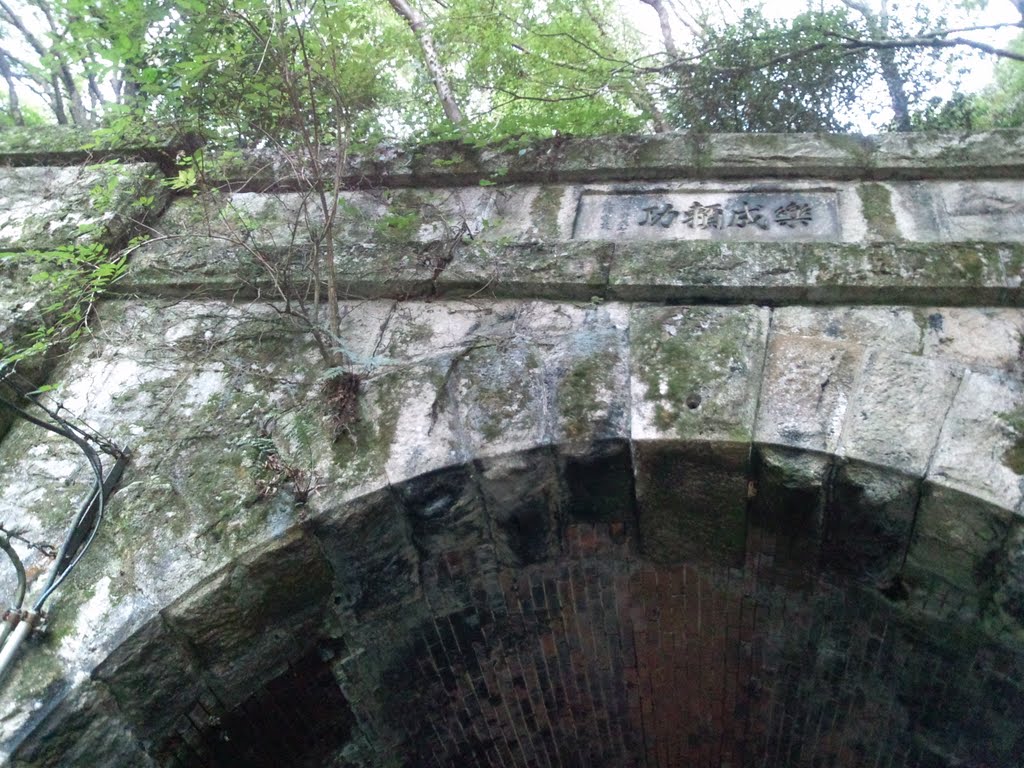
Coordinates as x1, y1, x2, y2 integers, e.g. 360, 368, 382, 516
0, 393, 129, 683
0, 532, 27, 659
0, 611, 18, 655
0, 611, 38, 683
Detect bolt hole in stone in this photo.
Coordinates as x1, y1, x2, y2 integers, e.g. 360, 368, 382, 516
685, 392, 702, 409
878, 576, 910, 602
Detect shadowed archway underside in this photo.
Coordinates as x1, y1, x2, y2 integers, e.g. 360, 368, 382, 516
49, 442, 1024, 768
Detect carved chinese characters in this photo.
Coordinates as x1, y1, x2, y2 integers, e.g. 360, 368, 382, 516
639, 200, 814, 231
573, 189, 838, 241
638, 202, 680, 227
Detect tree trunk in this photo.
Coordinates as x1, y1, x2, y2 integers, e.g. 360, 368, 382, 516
841, 0, 912, 131
48, 74, 68, 124
0, 51, 22, 125
877, 46, 911, 131
628, 84, 670, 133
387, 0, 464, 125
640, 0, 678, 58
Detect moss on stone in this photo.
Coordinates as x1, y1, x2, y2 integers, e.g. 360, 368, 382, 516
558, 348, 618, 441
858, 183, 900, 241
3, 642, 64, 708
528, 185, 565, 240
687, 133, 713, 173
329, 367, 403, 481
1000, 407, 1024, 475
822, 133, 874, 164
0, 126, 96, 154
455, 342, 538, 442
0, 125, 173, 155
385, 319, 433, 359
632, 307, 757, 441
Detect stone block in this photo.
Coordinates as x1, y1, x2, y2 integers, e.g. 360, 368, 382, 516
200, 619, 317, 710
450, 329, 549, 459
755, 334, 863, 454
91, 617, 202, 744
311, 488, 420, 620
0, 163, 164, 251
609, 241, 1013, 306
769, 306, 924, 352
476, 448, 560, 566
630, 305, 768, 444
558, 439, 637, 529
988, 521, 1024, 642
333, 242, 443, 299
476, 184, 577, 242
633, 440, 749, 567
549, 303, 631, 446
905, 483, 1013, 598
934, 180, 1024, 241
10, 681, 155, 768
918, 308, 1024, 368
375, 363, 463, 486
394, 463, 489, 555
370, 299, 481, 362
820, 461, 918, 586
749, 446, 827, 578
163, 528, 332, 665
435, 241, 612, 300
838, 350, 962, 476
927, 369, 1024, 513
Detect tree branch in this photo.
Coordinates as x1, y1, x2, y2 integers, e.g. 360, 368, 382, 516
386, 0, 464, 125
0, 49, 22, 125
640, 0, 678, 58
650, 24, 1024, 81
831, 31, 1024, 63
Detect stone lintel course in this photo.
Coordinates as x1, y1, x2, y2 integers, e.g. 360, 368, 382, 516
0, 131, 1023, 767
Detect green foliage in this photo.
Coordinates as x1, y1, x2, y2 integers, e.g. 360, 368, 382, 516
910, 30, 1024, 131
113, 0, 645, 147
235, 412, 321, 503
426, 0, 647, 141
3, 0, 1017, 141
999, 406, 1024, 474
664, 8, 871, 132
133, 0, 404, 146
376, 211, 421, 240
968, 33, 1024, 128
0, 241, 130, 368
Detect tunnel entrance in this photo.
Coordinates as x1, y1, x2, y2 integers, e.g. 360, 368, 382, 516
157, 530, 1023, 767
314, 538, 1020, 767
136, 443, 1024, 768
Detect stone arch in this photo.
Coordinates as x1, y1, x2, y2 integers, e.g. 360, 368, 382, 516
10, 430, 1024, 768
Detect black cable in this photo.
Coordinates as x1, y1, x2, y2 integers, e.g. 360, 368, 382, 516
0, 395, 105, 611
2, 364, 121, 457
0, 534, 26, 611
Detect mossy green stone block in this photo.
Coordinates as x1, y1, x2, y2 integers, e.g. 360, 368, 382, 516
630, 304, 767, 443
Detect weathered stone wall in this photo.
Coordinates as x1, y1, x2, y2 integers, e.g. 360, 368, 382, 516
0, 131, 1022, 768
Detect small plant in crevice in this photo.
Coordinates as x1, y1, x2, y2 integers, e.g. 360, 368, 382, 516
237, 422, 321, 506
321, 370, 361, 442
